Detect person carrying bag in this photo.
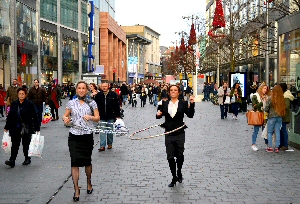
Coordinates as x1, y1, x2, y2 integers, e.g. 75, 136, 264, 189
4, 87, 40, 168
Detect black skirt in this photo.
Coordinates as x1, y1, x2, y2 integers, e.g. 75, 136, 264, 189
68, 132, 94, 167
165, 132, 185, 160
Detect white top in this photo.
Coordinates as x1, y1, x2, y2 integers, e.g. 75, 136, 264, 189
168, 100, 179, 118
66, 98, 98, 135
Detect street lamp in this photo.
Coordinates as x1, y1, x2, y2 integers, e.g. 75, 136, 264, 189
1, 44, 7, 89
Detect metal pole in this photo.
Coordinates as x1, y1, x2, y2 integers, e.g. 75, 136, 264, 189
217, 45, 220, 86
265, 1, 269, 85
2, 44, 5, 89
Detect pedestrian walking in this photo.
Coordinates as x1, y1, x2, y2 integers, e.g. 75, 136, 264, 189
4, 86, 40, 168
152, 84, 159, 106
5, 78, 20, 115
156, 84, 195, 187
62, 81, 100, 202
140, 87, 147, 107
265, 85, 286, 153
120, 82, 129, 105
217, 81, 230, 119
251, 83, 269, 151
27, 79, 47, 126
0, 84, 6, 117
89, 83, 98, 100
131, 89, 137, 107
230, 82, 242, 119
94, 82, 121, 151
48, 80, 60, 121
202, 83, 210, 101
161, 85, 169, 101
279, 83, 294, 150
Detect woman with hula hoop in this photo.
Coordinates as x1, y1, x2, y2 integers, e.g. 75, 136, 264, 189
156, 84, 195, 187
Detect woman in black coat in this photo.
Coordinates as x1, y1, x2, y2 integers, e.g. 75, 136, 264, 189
4, 87, 40, 168
156, 84, 195, 187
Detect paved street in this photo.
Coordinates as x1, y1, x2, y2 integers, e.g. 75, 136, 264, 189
1, 98, 300, 204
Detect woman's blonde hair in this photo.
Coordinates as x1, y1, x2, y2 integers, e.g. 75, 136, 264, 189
271, 85, 286, 117
257, 83, 269, 96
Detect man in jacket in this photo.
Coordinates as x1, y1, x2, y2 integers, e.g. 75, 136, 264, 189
152, 84, 159, 106
27, 79, 47, 126
95, 82, 121, 151
5, 78, 20, 108
120, 82, 129, 105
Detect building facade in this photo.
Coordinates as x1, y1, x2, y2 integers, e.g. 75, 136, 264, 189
0, 0, 118, 87
99, 12, 126, 83
121, 25, 161, 83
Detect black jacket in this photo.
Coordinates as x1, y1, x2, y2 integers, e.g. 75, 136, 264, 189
120, 84, 128, 95
27, 86, 47, 105
156, 100, 195, 135
95, 91, 120, 120
5, 99, 40, 136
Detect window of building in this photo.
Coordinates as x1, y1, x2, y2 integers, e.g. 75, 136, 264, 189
81, 2, 88, 33
40, 0, 57, 22
60, 0, 78, 29
0, 1, 10, 36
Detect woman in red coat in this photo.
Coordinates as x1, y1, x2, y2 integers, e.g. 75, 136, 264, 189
0, 85, 6, 117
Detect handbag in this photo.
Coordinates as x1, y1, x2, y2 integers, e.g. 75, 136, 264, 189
224, 96, 231, 104
18, 106, 33, 135
28, 132, 44, 158
246, 110, 264, 126
230, 96, 235, 103
2, 131, 11, 154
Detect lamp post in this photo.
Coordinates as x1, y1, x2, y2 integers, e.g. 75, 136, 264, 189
1, 44, 7, 89
265, 0, 270, 85
182, 15, 199, 97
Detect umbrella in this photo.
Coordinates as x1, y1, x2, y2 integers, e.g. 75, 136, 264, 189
140, 79, 159, 84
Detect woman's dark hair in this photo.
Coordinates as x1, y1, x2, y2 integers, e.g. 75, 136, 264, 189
90, 83, 97, 90
17, 87, 28, 95
34, 79, 39, 83
279, 83, 287, 93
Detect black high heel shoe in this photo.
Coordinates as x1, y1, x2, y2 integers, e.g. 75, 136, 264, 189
168, 177, 177, 187
87, 188, 93, 194
73, 190, 80, 202
177, 177, 184, 183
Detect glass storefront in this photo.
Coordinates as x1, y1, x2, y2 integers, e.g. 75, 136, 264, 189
82, 41, 88, 74
16, 1, 38, 86
40, 30, 58, 85
279, 28, 300, 109
62, 36, 79, 84
40, 0, 57, 22
0, 0, 10, 37
60, 0, 78, 30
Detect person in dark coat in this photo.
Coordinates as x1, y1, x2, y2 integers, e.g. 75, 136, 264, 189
120, 82, 129, 105
156, 84, 195, 187
4, 87, 40, 168
48, 80, 60, 121
27, 79, 47, 126
94, 82, 121, 151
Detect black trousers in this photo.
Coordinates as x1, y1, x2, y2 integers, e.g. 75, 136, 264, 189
0, 105, 4, 117
10, 133, 31, 161
50, 100, 58, 119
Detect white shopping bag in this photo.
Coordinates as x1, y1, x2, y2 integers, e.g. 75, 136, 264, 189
2, 131, 11, 154
28, 133, 44, 158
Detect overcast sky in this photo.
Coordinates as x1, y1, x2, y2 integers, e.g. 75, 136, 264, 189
115, 0, 206, 47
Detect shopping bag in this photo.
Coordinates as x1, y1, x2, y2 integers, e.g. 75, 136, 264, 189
42, 106, 52, 124
246, 110, 264, 126
28, 133, 44, 158
230, 97, 235, 103
224, 96, 231, 104
2, 131, 11, 154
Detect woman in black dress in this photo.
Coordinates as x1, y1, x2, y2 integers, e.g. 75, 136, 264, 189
62, 81, 100, 201
156, 84, 195, 187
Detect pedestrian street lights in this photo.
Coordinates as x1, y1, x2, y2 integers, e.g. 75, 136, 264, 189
182, 15, 199, 97
1, 44, 7, 88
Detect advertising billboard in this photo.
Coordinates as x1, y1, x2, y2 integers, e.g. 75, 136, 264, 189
229, 72, 247, 98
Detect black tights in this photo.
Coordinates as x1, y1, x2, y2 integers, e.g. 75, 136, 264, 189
10, 133, 31, 161
168, 155, 184, 179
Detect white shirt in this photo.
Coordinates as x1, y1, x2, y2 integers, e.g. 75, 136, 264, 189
168, 100, 179, 118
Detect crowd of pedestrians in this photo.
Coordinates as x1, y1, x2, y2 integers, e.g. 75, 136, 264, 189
2, 77, 298, 201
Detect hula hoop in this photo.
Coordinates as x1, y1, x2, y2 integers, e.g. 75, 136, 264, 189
129, 124, 186, 140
